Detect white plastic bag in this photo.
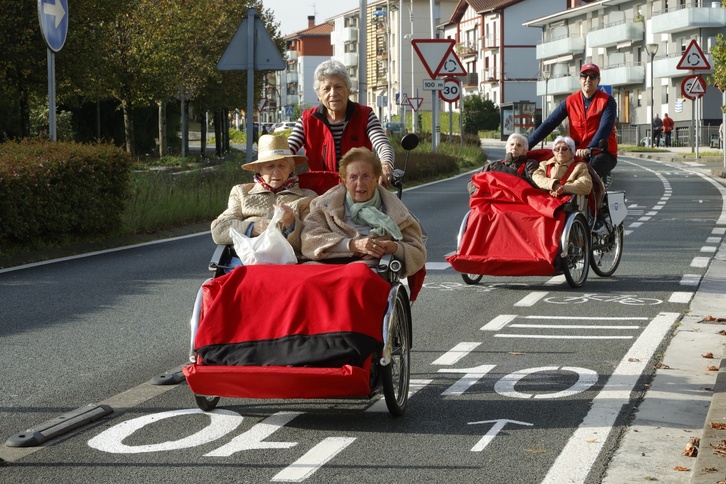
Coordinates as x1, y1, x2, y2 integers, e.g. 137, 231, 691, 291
230, 206, 297, 265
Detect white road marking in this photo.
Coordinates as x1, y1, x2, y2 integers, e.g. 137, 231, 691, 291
508, 324, 639, 330
707, 237, 722, 244
669, 291, 694, 304
432, 342, 482, 365
714, 227, 726, 235
426, 261, 451, 270
494, 334, 633, 340
541, 312, 680, 484
271, 437, 356, 482
701, 246, 717, 253
480, 314, 517, 331
691, 257, 710, 268
439, 365, 496, 396
514, 291, 548, 307
680, 274, 701, 286
365, 379, 431, 412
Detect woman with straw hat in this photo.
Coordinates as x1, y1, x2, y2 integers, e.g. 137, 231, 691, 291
211, 135, 318, 254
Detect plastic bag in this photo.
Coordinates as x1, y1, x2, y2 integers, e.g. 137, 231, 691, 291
230, 206, 298, 265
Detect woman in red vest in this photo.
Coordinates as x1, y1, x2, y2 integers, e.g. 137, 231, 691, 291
528, 64, 617, 179
287, 59, 395, 186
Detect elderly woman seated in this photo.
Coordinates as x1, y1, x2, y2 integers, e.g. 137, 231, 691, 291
468, 133, 539, 195
301, 147, 426, 278
531, 136, 593, 198
210, 134, 318, 255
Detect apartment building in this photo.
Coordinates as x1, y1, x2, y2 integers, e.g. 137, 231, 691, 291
525, 0, 725, 145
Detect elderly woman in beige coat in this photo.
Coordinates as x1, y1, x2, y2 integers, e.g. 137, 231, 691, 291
211, 135, 317, 254
301, 147, 426, 278
532, 136, 593, 198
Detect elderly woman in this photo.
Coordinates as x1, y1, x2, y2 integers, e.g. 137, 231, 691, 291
532, 136, 593, 198
468, 133, 538, 194
287, 59, 395, 186
211, 135, 318, 254
301, 147, 426, 278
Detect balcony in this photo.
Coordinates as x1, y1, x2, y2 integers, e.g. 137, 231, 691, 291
481, 34, 499, 49
286, 71, 298, 83
653, 53, 714, 79
536, 35, 585, 60
482, 70, 497, 83
463, 72, 478, 86
652, 3, 726, 34
343, 52, 358, 67
588, 21, 644, 48
285, 50, 297, 62
537, 75, 580, 97
456, 43, 478, 58
600, 63, 645, 86
342, 27, 358, 43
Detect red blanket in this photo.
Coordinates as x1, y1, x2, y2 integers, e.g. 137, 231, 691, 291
447, 172, 568, 276
194, 263, 390, 368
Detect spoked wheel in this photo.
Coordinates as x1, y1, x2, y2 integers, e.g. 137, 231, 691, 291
461, 273, 483, 285
590, 222, 624, 277
195, 395, 220, 411
381, 289, 411, 417
562, 215, 590, 288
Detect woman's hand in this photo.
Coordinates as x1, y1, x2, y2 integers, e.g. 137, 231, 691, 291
349, 237, 398, 258
379, 164, 393, 187
251, 218, 270, 236
549, 182, 565, 197
276, 203, 295, 229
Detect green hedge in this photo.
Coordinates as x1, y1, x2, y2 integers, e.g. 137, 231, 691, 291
0, 140, 133, 245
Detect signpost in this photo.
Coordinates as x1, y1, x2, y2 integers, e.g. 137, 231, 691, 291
218, 8, 285, 163
676, 39, 711, 156
440, 77, 461, 142
37, 0, 69, 141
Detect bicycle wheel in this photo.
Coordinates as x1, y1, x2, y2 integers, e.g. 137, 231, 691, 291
195, 395, 220, 411
461, 273, 483, 285
590, 223, 624, 277
562, 215, 590, 288
381, 289, 411, 417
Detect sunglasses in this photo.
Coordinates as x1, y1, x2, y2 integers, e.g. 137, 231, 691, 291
554, 146, 570, 152
580, 73, 599, 81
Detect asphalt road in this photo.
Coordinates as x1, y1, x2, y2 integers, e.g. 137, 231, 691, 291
1, 149, 724, 483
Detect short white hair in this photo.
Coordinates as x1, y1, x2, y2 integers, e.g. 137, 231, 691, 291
552, 136, 576, 154
313, 59, 352, 92
506, 133, 529, 150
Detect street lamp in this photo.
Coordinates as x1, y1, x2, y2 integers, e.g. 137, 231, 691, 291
645, 42, 659, 147
541, 68, 551, 148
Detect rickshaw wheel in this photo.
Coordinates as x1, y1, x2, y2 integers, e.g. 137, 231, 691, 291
381, 289, 411, 417
563, 215, 590, 288
461, 273, 483, 285
195, 395, 220, 411
590, 223, 624, 277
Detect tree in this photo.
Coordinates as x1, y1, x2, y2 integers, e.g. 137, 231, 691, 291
709, 33, 726, 113
461, 95, 500, 134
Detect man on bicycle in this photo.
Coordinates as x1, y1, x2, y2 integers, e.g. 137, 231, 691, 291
528, 64, 617, 180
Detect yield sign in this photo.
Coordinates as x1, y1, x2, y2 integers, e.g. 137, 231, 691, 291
412, 39, 455, 78
408, 97, 424, 111
438, 50, 467, 77
676, 39, 711, 70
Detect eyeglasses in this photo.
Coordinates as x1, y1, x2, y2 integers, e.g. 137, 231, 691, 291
580, 74, 599, 81
553, 146, 570, 152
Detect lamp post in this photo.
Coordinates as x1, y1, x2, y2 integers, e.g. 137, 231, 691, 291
645, 43, 658, 147
541, 68, 551, 148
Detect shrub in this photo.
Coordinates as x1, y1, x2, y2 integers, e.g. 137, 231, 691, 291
0, 140, 133, 245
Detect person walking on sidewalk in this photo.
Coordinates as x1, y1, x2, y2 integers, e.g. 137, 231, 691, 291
527, 63, 617, 179
652, 114, 663, 148
662, 113, 674, 147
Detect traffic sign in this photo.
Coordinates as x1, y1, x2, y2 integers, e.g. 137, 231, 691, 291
37, 0, 69, 52
284, 106, 294, 116
257, 98, 267, 112
408, 97, 423, 112
439, 77, 461, 103
676, 39, 711, 71
423, 79, 445, 90
399, 93, 409, 106
681, 74, 706, 100
411, 39, 455, 78
599, 85, 612, 96
438, 51, 467, 77
217, 11, 285, 70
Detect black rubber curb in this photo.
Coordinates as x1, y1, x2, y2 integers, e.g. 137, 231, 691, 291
691, 358, 726, 483
5, 404, 113, 448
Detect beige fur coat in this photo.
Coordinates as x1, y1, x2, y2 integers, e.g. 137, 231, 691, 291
301, 184, 426, 277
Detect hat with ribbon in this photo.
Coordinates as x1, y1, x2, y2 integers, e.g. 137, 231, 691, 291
241, 134, 308, 171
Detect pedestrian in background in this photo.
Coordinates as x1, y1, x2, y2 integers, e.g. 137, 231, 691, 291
652, 114, 662, 148
662, 113, 674, 147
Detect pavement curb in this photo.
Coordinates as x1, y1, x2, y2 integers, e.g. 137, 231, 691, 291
691, 358, 726, 483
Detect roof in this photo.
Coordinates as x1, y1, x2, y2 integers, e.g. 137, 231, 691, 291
445, 0, 526, 25
284, 22, 333, 40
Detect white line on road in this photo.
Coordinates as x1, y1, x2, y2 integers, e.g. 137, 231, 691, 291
432, 342, 482, 365
508, 324, 639, 330
494, 334, 633, 340
668, 291, 694, 304
480, 314, 517, 331
541, 312, 680, 484
691, 257, 710, 268
514, 291, 548, 307
680, 274, 702, 286
365, 379, 431, 413
271, 437, 356, 482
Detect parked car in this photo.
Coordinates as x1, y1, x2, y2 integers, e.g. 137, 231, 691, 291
273, 121, 297, 133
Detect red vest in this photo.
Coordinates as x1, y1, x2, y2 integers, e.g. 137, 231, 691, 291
565, 90, 618, 157
301, 103, 373, 172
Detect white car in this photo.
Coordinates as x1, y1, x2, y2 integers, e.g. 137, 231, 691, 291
273, 121, 297, 133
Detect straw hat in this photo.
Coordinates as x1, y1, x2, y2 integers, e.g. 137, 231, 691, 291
241, 134, 308, 171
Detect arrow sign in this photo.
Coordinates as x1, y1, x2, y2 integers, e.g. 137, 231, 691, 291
438, 50, 467, 77
676, 39, 711, 70
408, 97, 423, 112
37, 0, 69, 52
468, 419, 534, 452
412, 39, 455, 78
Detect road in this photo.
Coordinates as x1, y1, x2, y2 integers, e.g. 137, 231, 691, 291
1, 149, 724, 483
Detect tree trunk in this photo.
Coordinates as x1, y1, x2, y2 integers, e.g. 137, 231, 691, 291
158, 100, 167, 157
200, 110, 207, 156
214, 110, 223, 157
121, 98, 135, 157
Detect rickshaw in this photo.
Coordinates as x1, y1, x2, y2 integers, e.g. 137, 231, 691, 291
447, 148, 626, 288
183, 134, 423, 417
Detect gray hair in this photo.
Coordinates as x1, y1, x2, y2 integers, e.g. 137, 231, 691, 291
552, 136, 576, 154
507, 133, 529, 150
313, 59, 352, 92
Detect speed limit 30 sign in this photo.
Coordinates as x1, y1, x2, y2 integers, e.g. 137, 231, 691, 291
439, 77, 461, 103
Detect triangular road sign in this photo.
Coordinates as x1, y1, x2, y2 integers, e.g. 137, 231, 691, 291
408, 97, 424, 111
676, 39, 711, 71
218, 12, 286, 71
687, 76, 706, 95
437, 50, 467, 77
257, 97, 268, 112
412, 39, 455, 78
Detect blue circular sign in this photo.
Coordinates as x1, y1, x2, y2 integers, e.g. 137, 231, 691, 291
38, 0, 69, 52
